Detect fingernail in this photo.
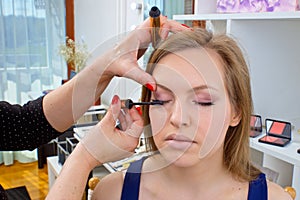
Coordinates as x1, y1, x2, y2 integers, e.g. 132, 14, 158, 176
181, 23, 190, 28
145, 83, 155, 91
136, 106, 142, 116
112, 95, 119, 105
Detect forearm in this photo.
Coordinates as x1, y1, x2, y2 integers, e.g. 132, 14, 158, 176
46, 143, 100, 199
43, 52, 113, 132
43, 19, 162, 132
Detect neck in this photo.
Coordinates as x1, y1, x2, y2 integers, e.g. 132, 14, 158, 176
141, 148, 248, 199
146, 147, 230, 190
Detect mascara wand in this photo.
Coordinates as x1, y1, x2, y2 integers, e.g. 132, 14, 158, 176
125, 99, 164, 109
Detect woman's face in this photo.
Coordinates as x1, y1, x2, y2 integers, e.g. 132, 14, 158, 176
149, 48, 239, 167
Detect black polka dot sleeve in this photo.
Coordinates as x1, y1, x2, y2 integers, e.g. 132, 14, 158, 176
0, 184, 7, 200
0, 96, 62, 151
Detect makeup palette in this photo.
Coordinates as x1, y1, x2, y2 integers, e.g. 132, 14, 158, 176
249, 114, 262, 138
258, 119, 291, 147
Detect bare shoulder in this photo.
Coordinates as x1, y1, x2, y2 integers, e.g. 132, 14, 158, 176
92, 171, 124, 200
267, 181, 292, 200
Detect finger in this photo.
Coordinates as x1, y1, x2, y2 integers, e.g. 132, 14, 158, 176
160, 15, 189, 32
125, 122, 144, 139
138, 17, 151, 29
169, 21, 191, 32
81, 121, 135, 163
160, 26, 170, 40
102, 95, 121, 128
124, 106, 144, 138
128, 106, 144, 127
160, 20, 191, 40
122, 65, 156, 91
123, 108, 133, 130
117, 109, 128, 130
111, 95, 121, 120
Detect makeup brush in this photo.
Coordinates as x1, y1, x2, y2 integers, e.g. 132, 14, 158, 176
125, 99, 164, 109
149, 6, 161, 49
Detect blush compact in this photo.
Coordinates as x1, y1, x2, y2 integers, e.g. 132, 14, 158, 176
258, 118, 291, 147
249, 114, 263, 138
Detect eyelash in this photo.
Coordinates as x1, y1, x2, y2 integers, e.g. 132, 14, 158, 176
151, 99, 171, 105
193, 101, 214, 106
153, 99, 214, 107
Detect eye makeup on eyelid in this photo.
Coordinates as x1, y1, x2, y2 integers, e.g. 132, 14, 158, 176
152, 84, 216, 106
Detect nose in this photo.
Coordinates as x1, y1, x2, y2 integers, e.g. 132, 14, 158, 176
170, 99, 191, 128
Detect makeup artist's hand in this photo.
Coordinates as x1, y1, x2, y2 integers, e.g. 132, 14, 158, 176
81, 95, 143, 164
98, 16, 190, 91
46, 95, 143, 200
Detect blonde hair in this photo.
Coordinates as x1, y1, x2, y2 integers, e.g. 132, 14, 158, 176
141, 28, 260, 181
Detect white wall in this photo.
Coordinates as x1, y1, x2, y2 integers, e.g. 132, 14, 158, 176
74, 0, 118, 55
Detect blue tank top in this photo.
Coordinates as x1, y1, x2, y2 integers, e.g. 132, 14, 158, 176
121, 157, 267, 200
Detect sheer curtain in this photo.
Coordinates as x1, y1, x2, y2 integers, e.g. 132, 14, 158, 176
0, 0, 66, 165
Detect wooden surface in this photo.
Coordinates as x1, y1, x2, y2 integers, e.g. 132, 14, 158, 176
0, 161, 48, 200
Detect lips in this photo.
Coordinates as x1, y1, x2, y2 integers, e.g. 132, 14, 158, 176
165, 134, 196, 150
166, 134, 195, 143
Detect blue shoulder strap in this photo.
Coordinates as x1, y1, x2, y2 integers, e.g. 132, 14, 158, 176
121, 160, 267, 200
248, 173, 268, 200
121, 157, 147, 200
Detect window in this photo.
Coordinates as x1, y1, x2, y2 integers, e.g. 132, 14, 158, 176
0, 0, 66, 103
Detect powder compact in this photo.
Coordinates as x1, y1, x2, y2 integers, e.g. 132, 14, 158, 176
258, 118, 291, 147
249, 114, 263, 138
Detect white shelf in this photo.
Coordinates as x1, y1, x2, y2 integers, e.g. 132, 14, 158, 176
250, 137, 300, 166
173, 11, 300, 21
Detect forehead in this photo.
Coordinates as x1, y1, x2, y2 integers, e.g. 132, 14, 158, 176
152, 48, 225, 91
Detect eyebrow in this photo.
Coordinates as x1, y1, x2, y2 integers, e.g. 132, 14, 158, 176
156, 84, 218, 93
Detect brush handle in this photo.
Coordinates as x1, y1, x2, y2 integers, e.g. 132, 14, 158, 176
149, 6, 161, 49
124, 99, 164, 109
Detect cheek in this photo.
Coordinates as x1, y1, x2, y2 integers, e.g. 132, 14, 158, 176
209, 102, 231, 137
197, 99, 232, 158
196, 111, 212, 134
149, 106, 168, 136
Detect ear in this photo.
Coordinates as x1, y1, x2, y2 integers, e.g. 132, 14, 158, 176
230, 110, 241, 127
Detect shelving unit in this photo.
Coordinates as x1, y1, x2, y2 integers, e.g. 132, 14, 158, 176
174, 11, 300, 20
174, 11, 300, 198
250, 137, 300, 193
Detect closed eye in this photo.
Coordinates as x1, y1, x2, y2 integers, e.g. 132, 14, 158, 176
193, 101, 214, 106
151, 99, 171, 105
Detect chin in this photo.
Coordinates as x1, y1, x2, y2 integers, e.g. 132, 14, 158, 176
159, 148, 200, 168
